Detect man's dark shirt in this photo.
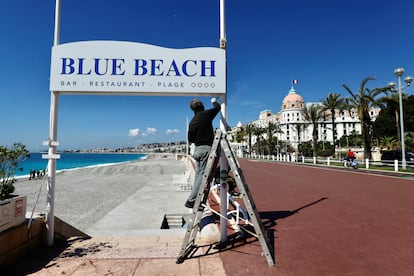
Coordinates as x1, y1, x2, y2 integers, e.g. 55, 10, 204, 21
188, 102, 221, 146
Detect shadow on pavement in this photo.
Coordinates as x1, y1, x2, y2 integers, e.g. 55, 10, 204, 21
182, 198, 330, 266
2, 236, 91, 276
260, 197, 328, 229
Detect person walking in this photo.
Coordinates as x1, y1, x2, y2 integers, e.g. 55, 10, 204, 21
185, 97, 221, 208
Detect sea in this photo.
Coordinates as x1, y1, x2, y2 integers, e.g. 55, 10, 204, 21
14, 152, 148, 178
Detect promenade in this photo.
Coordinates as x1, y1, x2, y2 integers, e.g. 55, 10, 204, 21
4, 155, 414, 275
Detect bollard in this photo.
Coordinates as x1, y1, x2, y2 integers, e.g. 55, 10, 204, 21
394, 159, 398, 172
365, 158, 369, 169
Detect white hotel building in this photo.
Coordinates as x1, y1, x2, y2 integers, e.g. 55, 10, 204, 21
237, 86, 380, 152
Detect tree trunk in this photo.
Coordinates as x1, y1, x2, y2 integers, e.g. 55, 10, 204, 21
312, 128, 318, 158
363, 123, 372, 159
332, 117, 336, 155
395, 109, 400, 142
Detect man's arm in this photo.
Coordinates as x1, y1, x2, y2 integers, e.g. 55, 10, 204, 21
209, 97, 221, 114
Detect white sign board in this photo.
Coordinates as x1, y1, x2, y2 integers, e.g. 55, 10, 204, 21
0, 196, 26, 233
50, 41, 226, 96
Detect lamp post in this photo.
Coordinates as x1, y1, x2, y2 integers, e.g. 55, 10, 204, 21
388, 67, 413, 170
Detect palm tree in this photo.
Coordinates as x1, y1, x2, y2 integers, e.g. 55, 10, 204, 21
379, 136, 397, 150
253, 125, 266, 155
244, 123, 256, 156
343, 77, 391, 159
294, 123, 305, 145
235, 126, 246, 144
377, 92, 408, 144
302, 104, 324, 158
320, 93, 345, 153
266, 122, 281, 155
405, 131, 414, 151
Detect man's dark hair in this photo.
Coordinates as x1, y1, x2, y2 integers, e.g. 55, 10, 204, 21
190, 98, 204, 112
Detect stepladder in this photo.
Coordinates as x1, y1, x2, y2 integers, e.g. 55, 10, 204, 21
176, 129, 275, 266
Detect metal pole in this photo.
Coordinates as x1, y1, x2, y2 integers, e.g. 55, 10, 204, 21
53, 0, 61, 47
46, 92, 59, 246
186, 117, 189, 156
45, 0, 62, 246
398, 75, 407, 170
219, 0, 228, 243
219, 0, 226, 49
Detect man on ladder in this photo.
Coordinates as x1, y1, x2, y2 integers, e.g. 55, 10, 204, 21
178, 123, 275, 267
185, 97, 221, 209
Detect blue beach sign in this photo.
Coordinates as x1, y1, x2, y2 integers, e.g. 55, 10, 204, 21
44, 0, 229, 249
50, 40, 226, 96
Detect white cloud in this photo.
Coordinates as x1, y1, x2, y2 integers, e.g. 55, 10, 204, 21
129, 128, 140, 137
146, 127, 157, 135
166, 129, 180, 135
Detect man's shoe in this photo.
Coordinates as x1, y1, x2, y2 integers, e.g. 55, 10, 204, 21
185, 200, 194, 208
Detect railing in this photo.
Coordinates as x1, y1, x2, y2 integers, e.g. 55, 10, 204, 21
245, 153, 414, 173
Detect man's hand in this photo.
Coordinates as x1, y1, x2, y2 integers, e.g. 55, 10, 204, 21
190, 143, 196, 156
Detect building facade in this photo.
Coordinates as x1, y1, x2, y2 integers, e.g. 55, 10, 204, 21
235, 86, 380, 152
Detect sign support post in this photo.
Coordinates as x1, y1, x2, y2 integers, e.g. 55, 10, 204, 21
43, 0, 62, 246
219, 0, 229, 243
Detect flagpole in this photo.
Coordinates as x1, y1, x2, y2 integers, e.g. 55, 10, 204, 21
292, 79, 298, 89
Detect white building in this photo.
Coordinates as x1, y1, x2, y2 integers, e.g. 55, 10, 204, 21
238, 86, 380, 152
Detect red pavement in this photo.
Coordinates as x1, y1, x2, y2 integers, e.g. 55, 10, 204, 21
220, 159, 414, 275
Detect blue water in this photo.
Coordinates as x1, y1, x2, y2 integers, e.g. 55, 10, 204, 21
14, 152, 148, 177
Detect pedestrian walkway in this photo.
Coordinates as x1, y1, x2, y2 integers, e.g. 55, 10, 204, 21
3, 155, 230, 275
5, 230, 226, 275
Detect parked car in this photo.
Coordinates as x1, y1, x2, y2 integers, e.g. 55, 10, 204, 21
380, 150, 414, 164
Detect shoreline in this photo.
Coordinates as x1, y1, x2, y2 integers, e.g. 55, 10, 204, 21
15, 153, 151, 179
14, 153, 191, 233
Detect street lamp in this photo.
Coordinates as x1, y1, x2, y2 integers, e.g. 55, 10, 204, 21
388, 67, 413, 170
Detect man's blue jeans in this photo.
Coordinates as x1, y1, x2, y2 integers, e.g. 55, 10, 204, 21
187, 145, 211, 203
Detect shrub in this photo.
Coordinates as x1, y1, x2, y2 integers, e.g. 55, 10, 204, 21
0, 143, 30, 200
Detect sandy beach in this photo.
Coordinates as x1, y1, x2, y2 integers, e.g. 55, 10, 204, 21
13, 154, 192, 235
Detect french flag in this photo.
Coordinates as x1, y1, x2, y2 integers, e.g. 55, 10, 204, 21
292, 79, 299, 84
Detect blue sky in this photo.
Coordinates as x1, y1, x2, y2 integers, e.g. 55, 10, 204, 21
1, 0, 414, 151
